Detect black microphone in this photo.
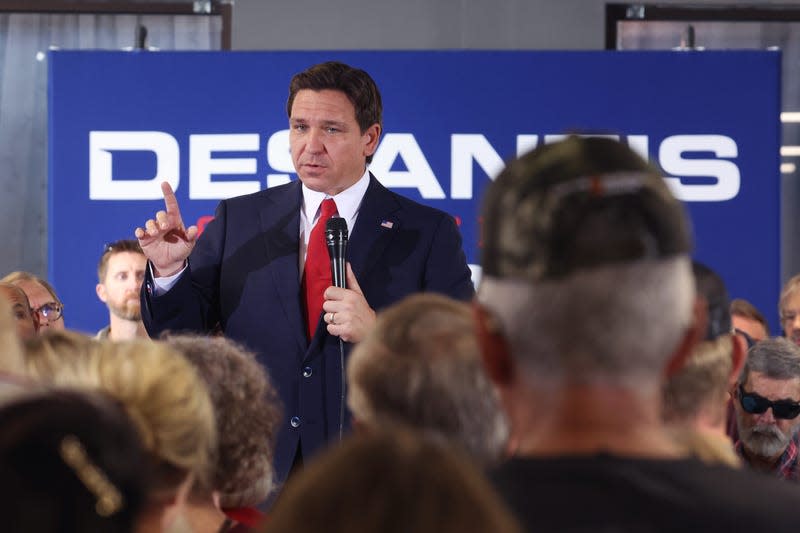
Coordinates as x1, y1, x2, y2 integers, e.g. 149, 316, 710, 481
325, 216, 349, 441
325, 217, 348, 289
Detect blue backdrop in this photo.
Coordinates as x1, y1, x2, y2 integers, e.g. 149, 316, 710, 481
48, 50, 781, 334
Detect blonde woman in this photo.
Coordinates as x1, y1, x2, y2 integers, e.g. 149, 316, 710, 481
25, 331, 216, 533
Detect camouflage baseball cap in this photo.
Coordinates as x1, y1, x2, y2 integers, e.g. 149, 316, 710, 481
481, 136, 693, 281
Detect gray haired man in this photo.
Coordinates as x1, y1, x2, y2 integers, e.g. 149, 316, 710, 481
733, 337, 800, 480
475, 136, 798, 532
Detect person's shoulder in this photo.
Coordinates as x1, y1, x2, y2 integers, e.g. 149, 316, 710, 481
491, 455, 799, 531
657, 460, 799, 529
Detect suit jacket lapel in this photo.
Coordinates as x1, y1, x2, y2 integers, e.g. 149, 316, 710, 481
258, 181, 307, 354
348, 174, 401, 280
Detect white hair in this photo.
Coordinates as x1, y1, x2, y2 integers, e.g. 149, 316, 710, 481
477, 256, 694, 388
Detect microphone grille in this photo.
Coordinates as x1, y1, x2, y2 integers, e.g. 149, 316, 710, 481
326, 216, 348, 235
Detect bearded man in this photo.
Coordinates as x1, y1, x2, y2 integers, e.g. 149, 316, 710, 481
733, 337, 800, 480
95, 239, 148, 341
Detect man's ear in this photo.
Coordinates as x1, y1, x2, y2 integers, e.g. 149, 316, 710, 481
362, 123, 381, 157
473, 302, 514, 386
664, 296, 707, 378
96, 283, 107, 303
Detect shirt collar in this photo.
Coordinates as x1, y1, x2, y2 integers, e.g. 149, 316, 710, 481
301, 169, 370, 222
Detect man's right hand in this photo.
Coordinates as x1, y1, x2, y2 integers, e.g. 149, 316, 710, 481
134, 182, 198, 277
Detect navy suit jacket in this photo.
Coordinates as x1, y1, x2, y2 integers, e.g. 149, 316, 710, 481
141, 174, 474, 485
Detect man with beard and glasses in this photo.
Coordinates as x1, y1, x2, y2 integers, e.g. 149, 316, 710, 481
95, 240, 148, 341
733, 336, 800, 480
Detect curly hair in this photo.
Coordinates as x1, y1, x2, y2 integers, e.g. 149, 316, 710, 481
162, 334, 283, 506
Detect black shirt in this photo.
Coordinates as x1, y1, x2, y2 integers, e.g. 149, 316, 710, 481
491, 454, 799, 533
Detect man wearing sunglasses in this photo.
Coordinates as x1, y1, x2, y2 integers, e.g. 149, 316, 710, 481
733, 337, 800, 480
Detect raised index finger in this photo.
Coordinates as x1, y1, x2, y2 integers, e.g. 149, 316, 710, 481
161, 181, 182, 219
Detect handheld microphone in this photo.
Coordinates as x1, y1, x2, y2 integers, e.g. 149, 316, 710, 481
325, 217, 348, 289
325, 216, 349, 441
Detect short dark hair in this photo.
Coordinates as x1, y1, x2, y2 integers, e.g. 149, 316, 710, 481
692, 261, 731, 340
97, 240, 144, 283
286, 61, 383, 163
731, 298, 768, 329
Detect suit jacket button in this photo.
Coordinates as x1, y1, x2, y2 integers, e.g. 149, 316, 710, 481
290, 416, 301, 428
303, 366, 313, 378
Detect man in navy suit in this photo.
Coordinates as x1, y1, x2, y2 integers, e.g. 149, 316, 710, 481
135, 61, 474, 488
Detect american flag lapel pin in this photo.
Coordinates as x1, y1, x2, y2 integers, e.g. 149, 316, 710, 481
380, 220, 394, 229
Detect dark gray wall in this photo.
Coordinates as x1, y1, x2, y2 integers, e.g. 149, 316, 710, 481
231, 0, 604, 51
230, 0, 800, 51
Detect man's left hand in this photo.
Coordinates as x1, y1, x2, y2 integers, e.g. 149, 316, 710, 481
322, 263, 376, 343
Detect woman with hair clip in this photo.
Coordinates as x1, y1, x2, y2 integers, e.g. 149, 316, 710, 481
0, 389, 147, 532
23, 333, 218, 533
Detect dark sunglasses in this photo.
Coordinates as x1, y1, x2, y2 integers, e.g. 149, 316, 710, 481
738, 384, 800, 420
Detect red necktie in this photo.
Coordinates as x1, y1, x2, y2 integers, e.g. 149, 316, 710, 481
303, 198, 338, 339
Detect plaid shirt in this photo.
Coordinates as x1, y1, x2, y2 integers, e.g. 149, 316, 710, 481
735, 431, 800, 481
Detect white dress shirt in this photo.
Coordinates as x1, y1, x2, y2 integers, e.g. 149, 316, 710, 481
298, 169, 369, 275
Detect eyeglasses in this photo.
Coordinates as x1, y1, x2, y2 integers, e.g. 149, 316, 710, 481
738, 384, 800, 420
34, 302, 64, 322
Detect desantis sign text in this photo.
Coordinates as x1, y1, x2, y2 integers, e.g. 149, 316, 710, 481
49, 50, 780, 333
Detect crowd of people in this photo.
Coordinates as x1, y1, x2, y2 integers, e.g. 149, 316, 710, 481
1, 61, 800, 532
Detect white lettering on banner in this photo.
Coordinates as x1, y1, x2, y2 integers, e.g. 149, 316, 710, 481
516, 135, 539, 157
89, 131, 179, 200
660, 135, 741, 202
451, 135, 506, 199
369, 133, 446, 199
626, 135, 650, 160
189, 134, 260, 199
266, 129, 294, 188
86, 131, 741, 202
